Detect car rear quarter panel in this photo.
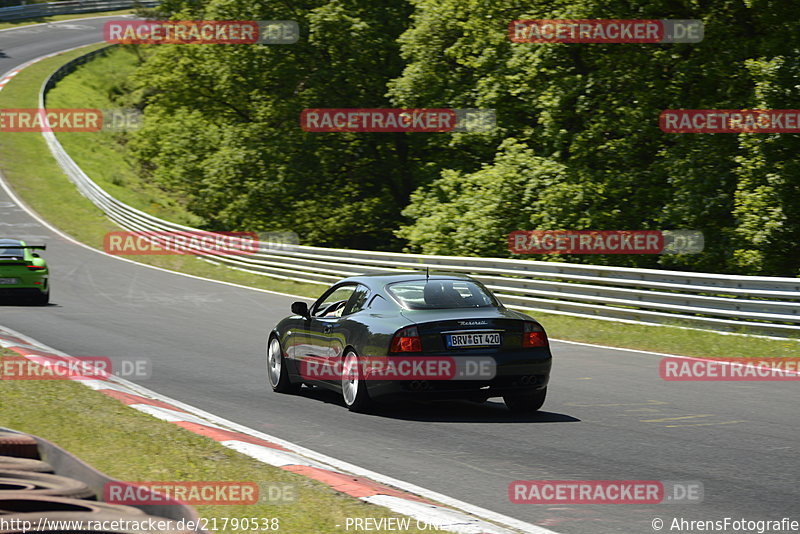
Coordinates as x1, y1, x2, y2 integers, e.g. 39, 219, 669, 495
331, 312, 407, 358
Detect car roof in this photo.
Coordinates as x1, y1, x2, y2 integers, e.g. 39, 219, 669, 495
337, 272, 477, 292
0, 239, 23, 246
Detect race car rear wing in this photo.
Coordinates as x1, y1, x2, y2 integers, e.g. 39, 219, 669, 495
0, 245, 46, 250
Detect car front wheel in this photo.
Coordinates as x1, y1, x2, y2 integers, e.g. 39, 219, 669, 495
504, 387, 547, 413
267, 337, 300, 394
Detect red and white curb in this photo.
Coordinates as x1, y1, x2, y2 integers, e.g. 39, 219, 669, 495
0, 68, 22, 91
0, 325, 558, 534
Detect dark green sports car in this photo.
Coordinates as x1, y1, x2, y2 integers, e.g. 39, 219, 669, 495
268, 273, 552, 412
0, 239, 49, 305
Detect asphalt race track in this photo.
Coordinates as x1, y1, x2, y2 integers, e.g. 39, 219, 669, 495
1, 18, 798, 534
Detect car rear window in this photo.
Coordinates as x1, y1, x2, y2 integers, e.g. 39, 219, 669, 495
0, 241, 23, 258
386, 279, 498, 309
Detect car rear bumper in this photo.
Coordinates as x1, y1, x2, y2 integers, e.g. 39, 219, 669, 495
0, 287, 48, 298
364, 353, 552, 400
367, 376, 549, 400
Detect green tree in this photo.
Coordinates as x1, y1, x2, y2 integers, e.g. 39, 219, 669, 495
128, 0, 416, 249
392, 0, 800, 273
732, 55, 800, 275
117, 0, 800, 274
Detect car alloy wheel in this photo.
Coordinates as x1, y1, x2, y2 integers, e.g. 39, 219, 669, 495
267, 337, 299, 393
341, 350, 370, 412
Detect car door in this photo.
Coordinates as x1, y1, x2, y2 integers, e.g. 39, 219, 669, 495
303, 283, 359, 381
325, 284, 371, 365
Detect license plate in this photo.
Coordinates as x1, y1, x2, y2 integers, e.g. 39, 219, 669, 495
0, 278, 19, 284
446, 332, 501, 348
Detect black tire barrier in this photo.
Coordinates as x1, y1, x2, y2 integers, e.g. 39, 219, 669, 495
0, 428, 208, 532
0, 457, 53, 473
0, 483, 36, 492
0, 434, 39, 460
0, 471, 95, 500
0, 495, 145, 516
0, 511, 196, 534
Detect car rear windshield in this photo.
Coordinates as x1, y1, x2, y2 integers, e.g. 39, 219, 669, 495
386, 279, 498, 309
0, 241, 23, 258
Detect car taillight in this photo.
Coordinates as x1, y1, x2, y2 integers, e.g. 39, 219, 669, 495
523, 322, 548, 347
26, 265, 46, 271
390, 326, 422, 353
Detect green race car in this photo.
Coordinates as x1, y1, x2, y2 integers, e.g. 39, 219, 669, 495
0, 238, 49, 305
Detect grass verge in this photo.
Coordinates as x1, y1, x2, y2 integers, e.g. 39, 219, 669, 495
0, 347, 432, 534
45, 46, 202, 227
1, 44, 798, 359
0, 9, 134, 30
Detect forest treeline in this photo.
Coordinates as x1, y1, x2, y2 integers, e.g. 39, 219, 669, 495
118, 0, 800, 276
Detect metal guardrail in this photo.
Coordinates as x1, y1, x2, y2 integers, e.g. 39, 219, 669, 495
38, 49, 800, 337
0, 0, 156, 22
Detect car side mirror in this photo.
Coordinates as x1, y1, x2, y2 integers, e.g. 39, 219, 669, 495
31, 253, 40, 258
291, 301, 310, 319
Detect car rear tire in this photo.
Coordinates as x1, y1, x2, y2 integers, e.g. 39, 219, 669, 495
32, 290, 49, 306
341, 350, 371, 412
504, 387, 547, 413
267, 337, 300, 394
